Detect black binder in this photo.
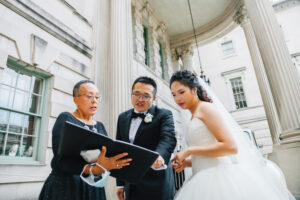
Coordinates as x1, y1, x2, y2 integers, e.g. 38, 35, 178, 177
58, 121, 159, 184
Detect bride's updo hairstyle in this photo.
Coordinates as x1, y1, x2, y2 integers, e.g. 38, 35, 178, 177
170, 70, 212, 103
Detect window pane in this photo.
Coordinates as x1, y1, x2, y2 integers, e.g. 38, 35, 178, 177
0, 132, 5, 155
3, 134, 35, 157
222, 41, 235, 56
12, 89, 29, 111
230, 77, 247, 109
143, 26, 150, 67
8, 112, 24, 134
235, 102, 239, 109
17, 73, 31, 91
243, 101, 248, 107
2, 67, 17, 87
33, 78, 43, 94
29, 94, 41, 114
23, 116, 36, 135
0, 109, 9, 131
5, 134, 21, 156
0, 85, 14, 108
22, 136, 34, 157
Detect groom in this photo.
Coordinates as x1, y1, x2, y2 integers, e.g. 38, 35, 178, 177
116, 76, 176, 200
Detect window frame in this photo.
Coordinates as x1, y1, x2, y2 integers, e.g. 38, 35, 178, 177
0, 57, 50, 165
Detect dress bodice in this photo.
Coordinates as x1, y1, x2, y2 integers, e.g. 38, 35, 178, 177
186, 118, 216, 147
186, 118, 231, 174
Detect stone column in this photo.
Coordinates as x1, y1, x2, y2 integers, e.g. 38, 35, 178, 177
177, 43, 194, 72
243, 0, 300, 140
233, 5, 281, 144
171, 48, 180, 72
109, 0, 133, 137
91, 0, 111, 131
243, 0, 300, 196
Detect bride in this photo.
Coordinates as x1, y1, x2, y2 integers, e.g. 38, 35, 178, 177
170, 70, 295, 200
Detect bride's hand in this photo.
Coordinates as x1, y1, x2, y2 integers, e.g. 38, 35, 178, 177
173, 150, 189, 164
172, 159, 186, 172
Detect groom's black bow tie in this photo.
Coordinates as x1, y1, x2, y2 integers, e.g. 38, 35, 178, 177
131, 112, 145, 119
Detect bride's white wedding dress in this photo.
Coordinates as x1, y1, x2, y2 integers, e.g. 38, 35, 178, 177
175, 118, 294, 200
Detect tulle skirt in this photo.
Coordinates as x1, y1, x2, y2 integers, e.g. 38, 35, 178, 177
175, 160, 294, 200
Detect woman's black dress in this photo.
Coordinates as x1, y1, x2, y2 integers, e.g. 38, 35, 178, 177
39, 112, 107, 200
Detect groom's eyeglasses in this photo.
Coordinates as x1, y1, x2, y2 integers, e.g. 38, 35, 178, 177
132, 93, 152, 101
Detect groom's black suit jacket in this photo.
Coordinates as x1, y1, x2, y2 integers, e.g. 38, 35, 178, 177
116, 105, 177, 200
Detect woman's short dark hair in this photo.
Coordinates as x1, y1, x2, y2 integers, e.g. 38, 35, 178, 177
73, 80, 95, 97
170, 70, 212, 103
132, 76, 157, 96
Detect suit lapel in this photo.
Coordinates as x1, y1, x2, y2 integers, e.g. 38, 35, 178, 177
123, 109, 133, 142
133, 106, 156, 144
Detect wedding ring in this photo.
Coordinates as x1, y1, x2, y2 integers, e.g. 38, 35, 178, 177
117, 164, 119, 167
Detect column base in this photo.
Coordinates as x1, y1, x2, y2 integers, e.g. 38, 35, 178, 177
271, 141, 300, 198
279, 129, 300, 144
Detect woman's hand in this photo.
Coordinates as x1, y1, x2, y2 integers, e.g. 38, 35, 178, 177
172, 159, 191, 172
173, 149, 190, 165
97, 146, 132, 171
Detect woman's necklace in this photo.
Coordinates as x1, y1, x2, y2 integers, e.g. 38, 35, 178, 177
83, 123, 97, 132
73, 110, 97, 132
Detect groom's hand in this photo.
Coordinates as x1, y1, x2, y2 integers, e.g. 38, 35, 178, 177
116, 188, 125, 200
151, 156, 163, 168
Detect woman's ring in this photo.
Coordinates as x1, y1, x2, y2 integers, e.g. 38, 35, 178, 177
117, 164, 119, 167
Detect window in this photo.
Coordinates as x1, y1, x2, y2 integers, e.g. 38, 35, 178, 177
0, 60, 47, 162
221, 40, 235, 56
230, 77, 247, 109
159, 42, 165, 79
143, 25, 150, 67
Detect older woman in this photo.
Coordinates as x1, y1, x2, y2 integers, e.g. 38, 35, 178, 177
39, 80, 131, 200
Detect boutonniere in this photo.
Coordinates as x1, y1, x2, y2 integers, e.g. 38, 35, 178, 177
144, 113, 153, 123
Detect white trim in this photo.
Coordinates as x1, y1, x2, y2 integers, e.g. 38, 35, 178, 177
0, 49, 8, 70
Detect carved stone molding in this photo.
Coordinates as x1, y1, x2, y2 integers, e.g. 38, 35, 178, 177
170, 0, 241, 49
156, 21, 167, 33
132, 4, 145, 63
233, 4, 249, 25
176, 43, 194, 57
171, 48, 179, 61
140, 1, 153, 15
